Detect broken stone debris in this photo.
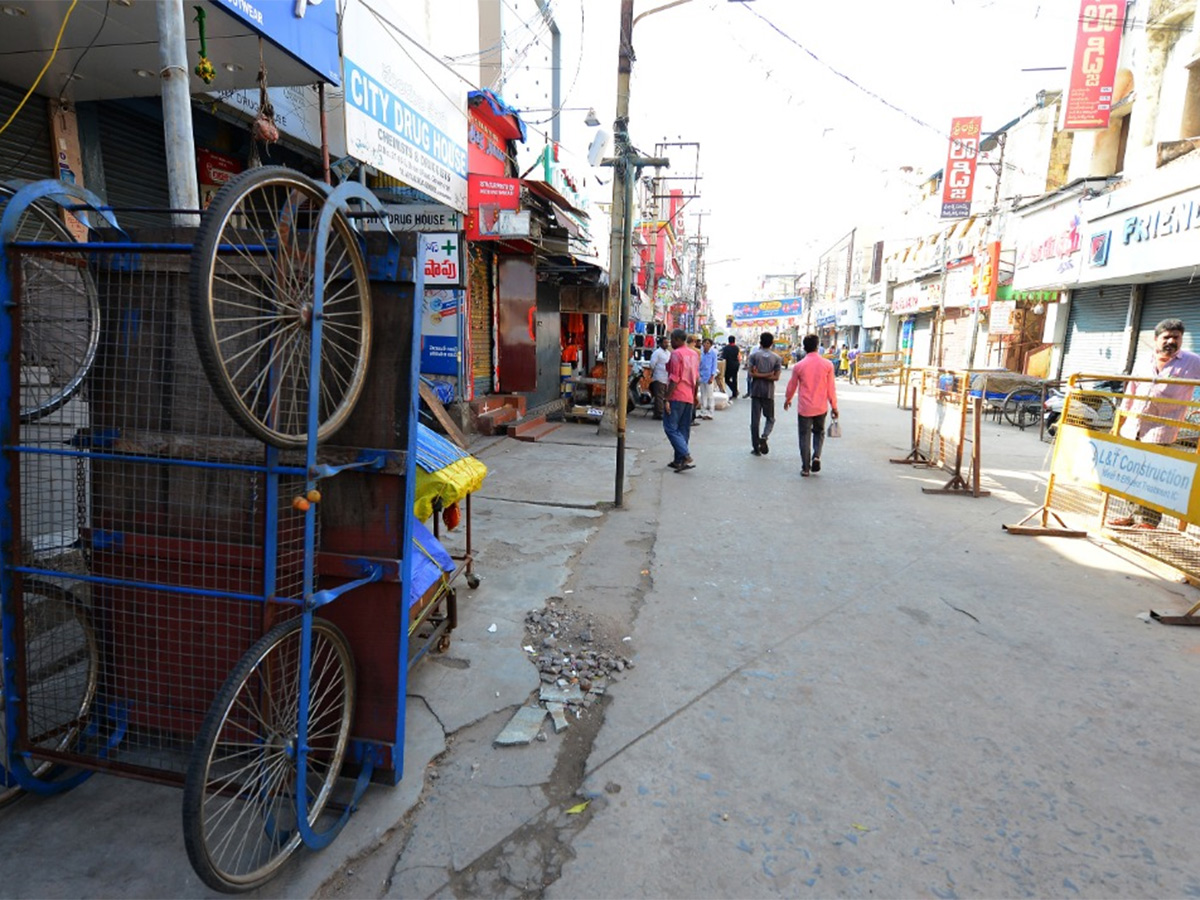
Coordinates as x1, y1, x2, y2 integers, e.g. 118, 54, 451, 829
495, 705, 547, 746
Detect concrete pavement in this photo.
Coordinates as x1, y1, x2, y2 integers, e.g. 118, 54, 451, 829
2, 379, 1199, 898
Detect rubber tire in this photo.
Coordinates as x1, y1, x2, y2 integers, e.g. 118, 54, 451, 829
182, 616, 355, 893
188, 167, 371, 449
1, 184, 101, 423
1003, 390, 1040, 429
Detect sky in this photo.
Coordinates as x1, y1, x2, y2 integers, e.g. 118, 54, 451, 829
544, 0, 1085, 319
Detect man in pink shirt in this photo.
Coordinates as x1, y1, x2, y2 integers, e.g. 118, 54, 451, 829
664, 328, 699, 472
1109, 318, 1200, 528
783, 334, 839, 476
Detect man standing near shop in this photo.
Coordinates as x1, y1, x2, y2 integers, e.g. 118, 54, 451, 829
663, 328, 699, 471
697, 337, 718, 419
648, 337, 672, 421
747, 332, 782, 455
784, 334, 839, 476
1108, 318, 1200, 528
720, 336, 741, 400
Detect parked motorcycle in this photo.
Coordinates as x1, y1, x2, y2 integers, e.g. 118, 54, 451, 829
1044, 378, 1124, 435
627, 359, 655, 413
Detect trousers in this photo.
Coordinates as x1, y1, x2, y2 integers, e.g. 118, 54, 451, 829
797, 413, 828, 471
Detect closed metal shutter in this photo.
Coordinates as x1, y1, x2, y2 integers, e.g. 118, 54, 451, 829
911, 314, 934, 368
938, 309, 976, 369
97, 103, 170, 231
1060, 286, 1130, 379
1132, 278, 1200, 371
468, 244, 494, 396
0, 81, 54, 182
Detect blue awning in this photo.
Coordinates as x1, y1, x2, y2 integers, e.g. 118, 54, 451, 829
468, 89, 528, 143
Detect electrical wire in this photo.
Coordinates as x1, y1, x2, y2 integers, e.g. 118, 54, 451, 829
58, 0, 112, 104
0, 0, 79, 138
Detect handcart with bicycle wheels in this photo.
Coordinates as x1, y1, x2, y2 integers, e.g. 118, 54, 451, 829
0, 169, 466, 892
968, 371, 1047, 430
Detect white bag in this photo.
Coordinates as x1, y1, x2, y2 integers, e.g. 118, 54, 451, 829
827, 418, 842, 438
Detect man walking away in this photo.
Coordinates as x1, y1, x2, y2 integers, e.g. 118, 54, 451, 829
784, 334, 839, 476
747, 332, 782, 455
663, 328, 699, 472
648, 338, 672, 420
720, 335, 741, 400
698, 337, 718, 419
1107, 318, 1200, 528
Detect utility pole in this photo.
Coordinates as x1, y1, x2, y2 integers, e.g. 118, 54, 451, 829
967, 131, 1005, 371
599, 0, 670, 507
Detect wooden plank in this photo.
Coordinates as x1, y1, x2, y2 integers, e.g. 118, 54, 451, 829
1001, 524, 1087, 537
419, 381, 469, 449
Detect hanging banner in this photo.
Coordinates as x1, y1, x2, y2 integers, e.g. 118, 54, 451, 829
1062, 0, 1127, 130
731, 298, 803, 323
940, 116, 982, 219
342, 0, 468, 211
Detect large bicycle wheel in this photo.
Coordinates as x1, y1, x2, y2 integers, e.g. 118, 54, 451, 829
1002, 390, 1040, 429
189, 167, 372, 449
1, 579, 97, 808
0, 184, 101, 422
183, 617, 355, 893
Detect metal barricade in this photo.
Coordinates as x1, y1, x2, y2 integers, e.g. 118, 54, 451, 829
891, 369, 988, 497
1006, 372, 1200, 591
855, 350, 904, 385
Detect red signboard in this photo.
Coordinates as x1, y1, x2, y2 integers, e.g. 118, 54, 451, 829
940, 117, 982, 219
467, 113, 508, 177
466, 174, 523, 241
1062, 1, 1127, 130
971, 241, 1001, 305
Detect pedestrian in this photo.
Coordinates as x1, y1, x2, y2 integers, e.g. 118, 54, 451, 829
663, 328, 699, 472
648, 336, 672, 421
698, 337, 718, 419
847, 346, 860, 383
1107, 318, 1200, 528
784, 333, 839, 477
720, 335, 741, 400
686, 335, 703, 426
839, 344, 850, 379
747, 331, 782, 456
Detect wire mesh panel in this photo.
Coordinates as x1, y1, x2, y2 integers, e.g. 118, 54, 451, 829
10, 235, 309, 782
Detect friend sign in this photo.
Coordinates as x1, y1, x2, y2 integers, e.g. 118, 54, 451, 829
342, 0, 468, 211
1055, 424, 1199, 522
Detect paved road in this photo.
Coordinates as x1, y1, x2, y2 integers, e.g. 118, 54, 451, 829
3, 379, 1199, 898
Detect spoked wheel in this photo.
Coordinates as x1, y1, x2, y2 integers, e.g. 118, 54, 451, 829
0, 184, 101, 422
189, 167, 372, 449
183, 617, 355, 893
1002, 390, 1041, 429
1, 579, 98, 808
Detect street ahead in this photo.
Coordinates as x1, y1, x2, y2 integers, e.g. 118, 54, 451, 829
4, 380, 1200, 899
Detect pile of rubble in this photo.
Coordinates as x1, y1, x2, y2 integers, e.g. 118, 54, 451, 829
495, 598, 635, 746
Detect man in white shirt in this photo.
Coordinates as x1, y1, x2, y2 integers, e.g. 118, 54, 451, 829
1109, 318, 1200, 528
648, 340, 672, 421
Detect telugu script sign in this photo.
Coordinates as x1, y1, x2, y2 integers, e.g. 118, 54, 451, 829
940, 116, 982, 219
1062, 1, 1127, 130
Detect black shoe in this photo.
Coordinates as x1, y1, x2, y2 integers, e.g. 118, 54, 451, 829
674, 463, 695, 472
760, 438, 769, 455
811, 457, 821, 472
751, 448, 761, 456
668, 461, 682, 469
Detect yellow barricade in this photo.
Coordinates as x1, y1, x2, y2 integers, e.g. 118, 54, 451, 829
855, 351, 904, 385
891, 368, 988, 497
1007, 372, 1200, 584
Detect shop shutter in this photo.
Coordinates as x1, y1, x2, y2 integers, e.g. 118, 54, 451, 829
1131, 279, 1200, 371
468, 244, 494, 396
0, 82, 54, 183
97, 103, 171, 231
911, 314, 934, 368
1060, 286, 1130, 380
939, 309, 978, 369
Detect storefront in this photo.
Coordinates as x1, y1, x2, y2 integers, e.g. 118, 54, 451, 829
891, 278, 939, 366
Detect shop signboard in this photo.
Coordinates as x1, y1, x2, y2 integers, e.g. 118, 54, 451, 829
1062, 0, 1127, 131
207, 85, 347, 158
989, 300, 1017, 335
466, 175, 522, 240
468, 114, 508, 178
940, 116, 982, 218
211, 0, 341, 85
732, 298, 803, 323
942, 265, 975, 308
363, 203, 461, 232
421, 233, 462, 286
342, 0, 468, 211
1012, 199, 1085, 289
197, 148, 243, 210
1079, 184, 1200, 284
420, 288, 462, 376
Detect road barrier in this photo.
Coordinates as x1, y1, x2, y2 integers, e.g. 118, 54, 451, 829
891, 368, 989, 497
1005, 373, 1200, 598
855, 351, 904, 385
